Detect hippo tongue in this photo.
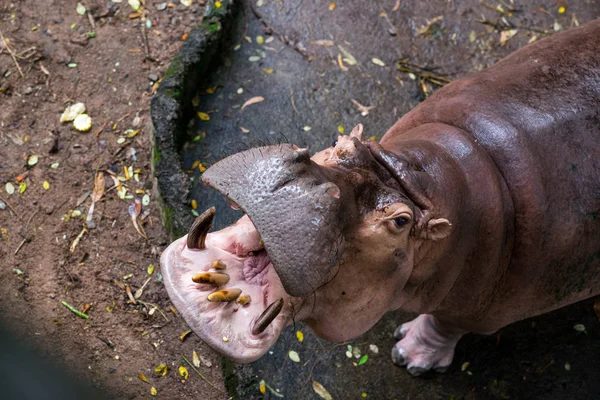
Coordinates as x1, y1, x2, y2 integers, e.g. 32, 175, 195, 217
202, 144, 345, 297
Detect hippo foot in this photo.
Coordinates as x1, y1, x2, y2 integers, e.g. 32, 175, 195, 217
391, 314, 464, 376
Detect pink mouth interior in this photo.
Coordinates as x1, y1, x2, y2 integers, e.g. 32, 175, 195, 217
161, 215, 296, 363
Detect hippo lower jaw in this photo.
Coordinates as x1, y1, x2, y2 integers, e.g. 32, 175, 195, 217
161, 213, 305, 363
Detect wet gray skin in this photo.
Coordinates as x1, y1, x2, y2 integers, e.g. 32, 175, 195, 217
201, 144, 346, 298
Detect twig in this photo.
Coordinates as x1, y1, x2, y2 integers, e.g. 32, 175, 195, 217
0, 29, 24, 78
14, 237, 30, 255
290, 88, 300, 116
302, 359, 323, 386
181, 354, 226, 393
61, 300, 89, 319
140, 20, 157, 62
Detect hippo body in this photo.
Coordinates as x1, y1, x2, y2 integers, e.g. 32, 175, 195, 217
161, 20, 600, 374
378, 20, 600, 331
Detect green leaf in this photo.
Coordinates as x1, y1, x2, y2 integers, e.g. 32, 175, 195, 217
358, 354, 368, 365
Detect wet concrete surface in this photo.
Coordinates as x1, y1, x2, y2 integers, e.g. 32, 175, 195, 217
181, 0, 600, 398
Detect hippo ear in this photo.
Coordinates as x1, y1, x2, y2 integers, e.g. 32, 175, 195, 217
349, 124, 364, 141
422, 218, 452, 241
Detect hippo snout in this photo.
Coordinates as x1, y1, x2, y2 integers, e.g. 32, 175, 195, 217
201, 144, 346, 297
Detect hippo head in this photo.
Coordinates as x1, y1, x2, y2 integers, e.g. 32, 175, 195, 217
160, 125, 451, 362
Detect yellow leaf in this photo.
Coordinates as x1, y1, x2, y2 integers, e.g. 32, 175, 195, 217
155, 364, 168, 376
329, 2, 336, 10
150, 386, 157, 396
241, 96, 265, 110
191, 160, 200, 169
558, 6, 566, 14
259, 379, 266, 394
296, 330, 304, 342
288, 350, 300, 362
262, 68, 274, 74
43, 181, 50, 190
138, 372, 149, 383
312, 380, 333, 400
337, 125, 345, 133
199, 163, 207, 173
147, 264, 155, 275
193, 350, 200, 368
180, 330, 192, 341
179, 365, 189, 379
215, 1, 222, 8
205, 86, 217, 94
198, 112, 210, 121
192, 95, 201, 106
191, 199, 197, 209
19, 182, 27, 194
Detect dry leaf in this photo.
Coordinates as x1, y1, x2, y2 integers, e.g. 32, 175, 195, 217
312, 380, 333, 400
312, 39, 335, 47
499, 29, 518, 46
241, 96, 265, 110
180, 330, 192, 341
192, 350, 200, 368
138, 372, 149, 383
392, 0, 401, 12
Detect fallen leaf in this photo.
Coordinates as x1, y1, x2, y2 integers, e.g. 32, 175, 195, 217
358, 354, 369, 365
240, 126, 250, 133
138, 372, 149, 383
312, 39, 335, 47
499, 29, 518, 46
329, 2, 336, 11
262, 68, 274, 74
392, 0, 400, 12
461, 361, 470, 371
76, 3, 87, 15
259, 380, 266, 395
193, 350, 200, 368
312, 380, 333, 400
60, 103, 86, 122
43, 181, 50, 190
197, 112, 210, 121
147, 264, 155, 275
180, 330, 192, 341
573, 324, 586, 332
150, 387, 157, 396
337, 125, 345, 134
5, 182, 15, 195
371, 58, 385, 66
248, 56, 261, 62
179, 365, 189, 379
74, 114, 92, 132
288, 350, 300, 362
296, 330, 304, 342
18, 182, 27, 194
338, 45, 357, 65
28, 155, 39, 166
155, 364, 168, 377
241, 96, 265, 110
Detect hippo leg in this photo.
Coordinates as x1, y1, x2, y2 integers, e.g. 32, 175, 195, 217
391, 314, 464, 376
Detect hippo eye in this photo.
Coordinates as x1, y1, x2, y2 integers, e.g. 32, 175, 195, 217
394, 216, 410, 227
331, 139, 338, 147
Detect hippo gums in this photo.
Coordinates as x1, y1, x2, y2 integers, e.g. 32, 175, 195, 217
160, 20, 600, 375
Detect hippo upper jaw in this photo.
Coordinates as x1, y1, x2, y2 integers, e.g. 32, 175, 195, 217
161, 215, 311, 363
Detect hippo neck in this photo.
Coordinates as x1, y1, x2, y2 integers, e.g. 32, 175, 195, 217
378, 123, 515, 317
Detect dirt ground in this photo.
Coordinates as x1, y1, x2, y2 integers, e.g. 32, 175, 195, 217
0, 1, 226, 398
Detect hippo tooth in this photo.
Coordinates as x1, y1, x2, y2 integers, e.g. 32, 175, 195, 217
251, 298, 284, 335
187, 207, 215, 250
207, 288, 242, 302
211, 260, 226, 269
236, 295, 251, 305
191, 272, 230, 286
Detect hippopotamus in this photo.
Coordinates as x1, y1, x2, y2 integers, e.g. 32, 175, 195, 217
160, 19, 600, 375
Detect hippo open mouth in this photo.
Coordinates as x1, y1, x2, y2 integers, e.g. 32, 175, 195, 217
161, 209, 300, 363
161, 144, 348, 362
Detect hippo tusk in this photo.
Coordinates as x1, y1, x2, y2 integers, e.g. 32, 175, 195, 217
192, 272, 230, 286
187, 207, 216, 250
207, 288, 242, 302
251, 298, 284, 335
